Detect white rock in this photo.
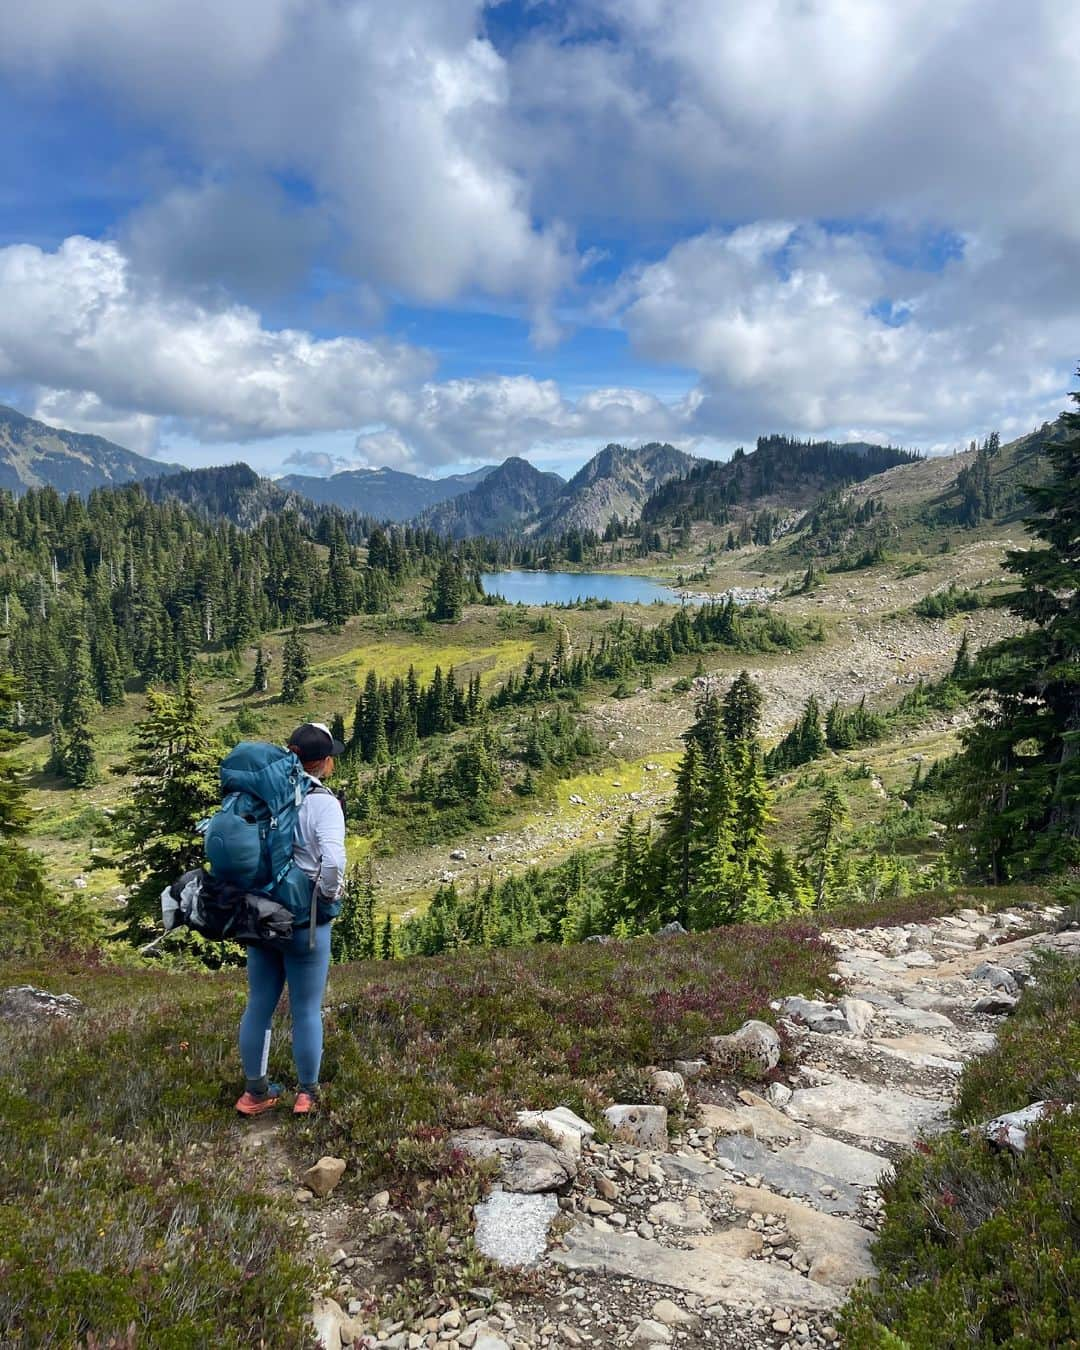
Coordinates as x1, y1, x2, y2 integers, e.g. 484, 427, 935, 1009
839, 996, 875, 1037
650, 1070, 686, 1100
516, 1107, 596, 1158
604, 1104, 668, 1150
707, 1019, 782, 1075
983, 1101, 1072, 1154
474, 1190, 558, 1266
629, 1318, 672, 1346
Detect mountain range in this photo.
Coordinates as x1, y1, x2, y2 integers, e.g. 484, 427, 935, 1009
276, 464, 496, 521
420, 442, 699, 539
0, 404, 181, 496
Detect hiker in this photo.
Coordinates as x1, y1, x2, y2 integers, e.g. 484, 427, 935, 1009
235, 722, 347, 1117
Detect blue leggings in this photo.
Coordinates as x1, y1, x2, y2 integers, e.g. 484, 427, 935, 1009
239, 921, 332, 1092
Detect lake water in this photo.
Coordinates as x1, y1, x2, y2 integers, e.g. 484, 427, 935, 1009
482, 569, 677, 606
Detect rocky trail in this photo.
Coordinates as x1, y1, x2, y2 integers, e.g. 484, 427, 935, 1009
292, 900, 1073, 1350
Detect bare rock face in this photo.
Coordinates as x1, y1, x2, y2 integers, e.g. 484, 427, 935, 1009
451, 1128, 577, 1192
302, 1156, 347, 1198
706, 1019, 781, 1076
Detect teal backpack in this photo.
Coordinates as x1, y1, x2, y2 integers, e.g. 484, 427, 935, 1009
202, 742, 325, 946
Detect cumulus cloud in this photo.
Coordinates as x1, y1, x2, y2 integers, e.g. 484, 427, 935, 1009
619, 223, 1073, 448
509, 1, 1080, 243
0, 236, 433, 442
282, 448, 350, 477
0, 0, 578, 327
371, 376, 686, 469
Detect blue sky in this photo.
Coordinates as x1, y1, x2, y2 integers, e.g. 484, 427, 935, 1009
0, 1, 1076, 478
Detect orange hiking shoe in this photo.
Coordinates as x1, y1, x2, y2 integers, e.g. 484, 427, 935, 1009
293, 1091, 317, 1116
235, 1084, 283, 1117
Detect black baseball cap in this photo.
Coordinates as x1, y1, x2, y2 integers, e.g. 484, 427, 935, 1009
288, 722, 346, 762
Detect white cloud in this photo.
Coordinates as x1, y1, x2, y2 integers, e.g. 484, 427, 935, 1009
0, 236, 433, 442
619, 223, 1074, 448
369, 376, 685, 469
282, 448, 350, 477
509, 1, 1080, 244
0, 0, 578, 327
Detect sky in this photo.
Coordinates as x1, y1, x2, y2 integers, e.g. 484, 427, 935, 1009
0, 0, 1077, 480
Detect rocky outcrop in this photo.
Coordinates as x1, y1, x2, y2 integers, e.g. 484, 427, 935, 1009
0, 985, 84, 1025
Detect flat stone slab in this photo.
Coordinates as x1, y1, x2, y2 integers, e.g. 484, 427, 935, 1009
786, 1078, 949, 1146
699, 1100, 802, 1143
778, 1132, 893, 1189
552, 1226, 842, 1311
722, 1184, 876, 1289
850, 993, 955, 1031
475, 1190, 558, 1266
712, 1134, 863, 1214
871, 1039, 963, 1074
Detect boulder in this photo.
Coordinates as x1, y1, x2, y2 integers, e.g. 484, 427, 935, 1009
0, 985, 84, 1026
516, 1106, 595, 1157
838, 996, 875, 1037
779, 996, 847, 1035
451, 1128, 576, 1192
310, 1296, 347, 1349
629, 1319, 672, 1346
706, 1019, 781, 1076
650, 1069, 686, 1100
983, 1101, 1072, 1154
657, 922, 687, 937
302, 1157, 346, 1199
973, 992, 1018, 1015
604, 1104, 668, 1150
651, 1299, 700, 1329
673, 1059, 708, 1079
972, 962, 1020, 997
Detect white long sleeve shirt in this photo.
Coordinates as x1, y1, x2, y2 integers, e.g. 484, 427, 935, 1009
292, 776, 347, 900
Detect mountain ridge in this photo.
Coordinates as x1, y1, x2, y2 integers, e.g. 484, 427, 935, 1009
419, 456, 566, 538
0, 404, 182, 496
277, 463, 497, 521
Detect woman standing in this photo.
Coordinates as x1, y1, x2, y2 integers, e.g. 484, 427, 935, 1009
235, 722, 347, 1117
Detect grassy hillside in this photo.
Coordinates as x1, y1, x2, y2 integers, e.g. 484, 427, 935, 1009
2, 884, 1050, 1346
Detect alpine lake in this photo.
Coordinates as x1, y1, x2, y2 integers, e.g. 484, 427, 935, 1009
481, 569, 678, 606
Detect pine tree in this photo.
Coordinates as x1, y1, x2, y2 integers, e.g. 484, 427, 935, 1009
281, 628, 310, 704
378, 912, 394, 959
429, 559, 464, 622
954, 381, 1080, 876
59, 632, 98, 786
0, 673, 58, 949
768, 847, 813, 913
951, 630, 972, 680
107, 681, 220, 939
332, 861, 377, 962
722, 669, 763, 746
803, 781, 848, 908
253, 646, 271, 693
